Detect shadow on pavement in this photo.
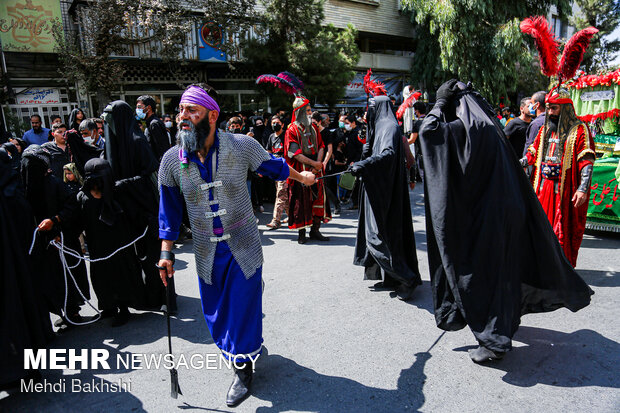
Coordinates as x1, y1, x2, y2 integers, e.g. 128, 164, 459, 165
478, 326, 620, 388
249, 353, 429, 412
576, 269, 619, 288
387, 280, 434, 315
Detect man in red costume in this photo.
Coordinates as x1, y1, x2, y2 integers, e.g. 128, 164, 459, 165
521, 88, 595, 267
284, 96, 331, 243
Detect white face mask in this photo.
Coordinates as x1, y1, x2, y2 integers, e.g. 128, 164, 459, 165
164, 121, 173, 129
344, 123, 352, 131
83, 134, 94, 145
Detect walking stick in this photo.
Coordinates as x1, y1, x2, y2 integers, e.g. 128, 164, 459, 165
316, 171, 347, 181
166, 283, 182, 398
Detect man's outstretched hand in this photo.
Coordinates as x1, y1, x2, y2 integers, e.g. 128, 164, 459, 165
299, 171, 316, 186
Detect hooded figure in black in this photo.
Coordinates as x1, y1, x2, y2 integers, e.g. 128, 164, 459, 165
76, 158, 147, 326
65, 129, 103, 177
20, 145, 88, 326
350, 95, 422, 300
102, 101, 173, 310
418, 80, 593, 362
0, 147, 53, 389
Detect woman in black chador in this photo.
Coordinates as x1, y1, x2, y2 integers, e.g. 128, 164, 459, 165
349, 93, 422, 300
0, 146, 52, 389
418, 80, 592, 362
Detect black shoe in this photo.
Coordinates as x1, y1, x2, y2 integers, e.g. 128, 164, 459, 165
309, 230, 330, 241
334, 206, 341, 215
395, 283, 417, 301
226, 364, 253, 407
111, 307, 130, 327
297, 229, 308, 244
468, 346, 505, 363
101, 308, 118, 319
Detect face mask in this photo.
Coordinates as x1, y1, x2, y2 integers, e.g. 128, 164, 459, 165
136, 108, 146, 120
344, 124, 352, 131
339, 121, 345, 129
528, 103, 536, 116
164, 121, 173, 129
272, 124, 282, 132
84, 134, 94, 145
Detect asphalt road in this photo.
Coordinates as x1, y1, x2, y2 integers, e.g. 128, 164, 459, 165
2, 185, 619, 412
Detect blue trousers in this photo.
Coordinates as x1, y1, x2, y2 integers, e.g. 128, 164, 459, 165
197, 242, 263, 362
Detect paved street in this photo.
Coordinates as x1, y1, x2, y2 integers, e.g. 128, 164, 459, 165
2, 185, 619, 413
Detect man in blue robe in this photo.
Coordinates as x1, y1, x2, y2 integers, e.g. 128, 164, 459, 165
157, 84, 315, 407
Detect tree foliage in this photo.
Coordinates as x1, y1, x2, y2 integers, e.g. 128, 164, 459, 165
401, 0, 572, 102
53, 0, 256, 113
571, 0, 620, 73
242, 0, 360, 108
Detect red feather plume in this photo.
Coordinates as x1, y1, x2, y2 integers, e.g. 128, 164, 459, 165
558, 27, 599, 81
363, 68, 387, 97
520, 16, 560, 77
396, 93, 417, 120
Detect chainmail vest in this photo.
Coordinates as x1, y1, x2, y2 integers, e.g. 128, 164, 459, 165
158, 132, 271, 284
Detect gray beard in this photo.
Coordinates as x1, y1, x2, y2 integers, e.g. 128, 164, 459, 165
177, 124, 197, 153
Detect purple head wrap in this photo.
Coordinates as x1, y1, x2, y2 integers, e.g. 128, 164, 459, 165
180, 85, 220, 113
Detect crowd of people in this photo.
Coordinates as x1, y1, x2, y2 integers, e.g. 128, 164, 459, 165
0, 76, 595, 405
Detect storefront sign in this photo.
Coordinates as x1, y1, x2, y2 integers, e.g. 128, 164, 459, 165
16, 88, 60, 104
197, 21, 226, 62
0, 0, 62, 53
580, 90, 615, 102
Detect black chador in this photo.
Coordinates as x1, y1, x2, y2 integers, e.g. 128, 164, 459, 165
20, 145, 88, 321
351, 95, 422, 299
102, 101, 174, 310
0, 146, 53, 388
76, 159, 147, 325
418, 80, 592, 362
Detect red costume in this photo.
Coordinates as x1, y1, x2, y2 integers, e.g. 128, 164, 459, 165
284, 97, 331, 233
520, 17, 599, 267
525, 90, 595, 266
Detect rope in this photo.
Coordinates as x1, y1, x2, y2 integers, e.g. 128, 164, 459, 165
29, 226, 149, 326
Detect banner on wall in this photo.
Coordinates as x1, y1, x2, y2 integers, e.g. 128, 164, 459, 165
197, 21, 226, 62
344, 72, 404, 105
0, 0, 63, 53
16, 88, 60, 104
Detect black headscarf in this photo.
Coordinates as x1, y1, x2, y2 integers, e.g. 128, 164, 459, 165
68, 108, 85, 131
20, 145, 51, 220
103, 100, 158, 181
0, 147, 20, 197
102, 100, 159, 219
65, 130, 103, 177
81, 158, 123, 226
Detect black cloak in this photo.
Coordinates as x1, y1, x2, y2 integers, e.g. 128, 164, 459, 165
77, 159, 147, 310
20, 145, 87, 316
419, 82, 592, 352
0, 147, 53, 387
65, 130, 103, 177
103, 101, 166, 308
353, 95, 422, 288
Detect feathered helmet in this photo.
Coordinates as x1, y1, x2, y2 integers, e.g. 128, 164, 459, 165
363, 69, 387, 98
520, 16, 598, 105
396, 90, 422, 121
256, 71, 305, 96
